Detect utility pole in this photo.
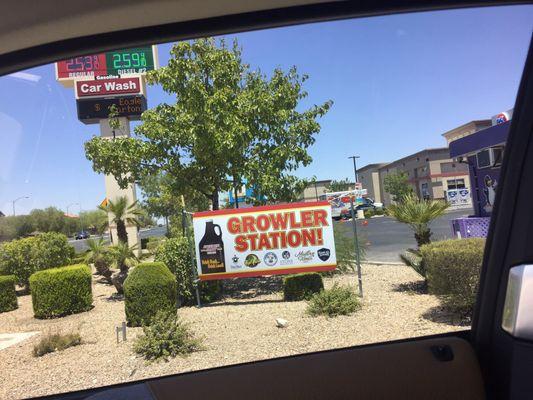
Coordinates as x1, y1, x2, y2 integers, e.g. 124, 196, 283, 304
348, 156, 363, 297
12, 196, 29, 216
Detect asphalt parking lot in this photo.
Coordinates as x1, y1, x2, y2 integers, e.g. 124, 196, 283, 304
337, 208, 474, 262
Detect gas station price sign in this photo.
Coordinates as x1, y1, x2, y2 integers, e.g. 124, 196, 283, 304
56, 46, 157, 86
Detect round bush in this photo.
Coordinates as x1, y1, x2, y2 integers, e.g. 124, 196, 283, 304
0, 232, 74, 288
124, 262, 178, 327
283, 273, 324, 301
0, 275, 18, 313
30, 264, 93, 319
306, 284, 361, 317
421, 238, 485, 316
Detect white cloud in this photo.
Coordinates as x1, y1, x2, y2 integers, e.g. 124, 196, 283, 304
8, 71, 42, 83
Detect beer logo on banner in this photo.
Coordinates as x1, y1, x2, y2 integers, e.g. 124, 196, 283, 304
231, 255, 241, 269
296, 250, 314, 263
317, 248, 331, 261
244, 254, 261, 268
263, 252, 278, 266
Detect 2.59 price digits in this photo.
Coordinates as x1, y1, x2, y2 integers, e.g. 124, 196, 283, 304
65, 55, 100, 72
112, 52, 147, 69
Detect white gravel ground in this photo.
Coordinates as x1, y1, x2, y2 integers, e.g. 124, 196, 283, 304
0, 264, 465, 399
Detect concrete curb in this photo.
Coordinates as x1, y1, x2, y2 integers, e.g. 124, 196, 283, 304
364, 260, 405, 266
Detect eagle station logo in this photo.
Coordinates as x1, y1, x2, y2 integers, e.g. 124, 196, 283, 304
263, 252, 278, 266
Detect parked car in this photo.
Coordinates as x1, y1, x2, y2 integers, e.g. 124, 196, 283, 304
74, 231, 90, 240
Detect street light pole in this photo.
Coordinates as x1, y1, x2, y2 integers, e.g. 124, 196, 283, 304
348, 156, 363, 297
12, 196, 29, 216
349, 155, 360, 185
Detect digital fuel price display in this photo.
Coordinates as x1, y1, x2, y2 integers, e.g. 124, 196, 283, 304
56, 46, 157, 85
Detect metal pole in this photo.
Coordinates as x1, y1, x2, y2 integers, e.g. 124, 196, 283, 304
184, 210, 202, 308
348, 156, 363, 297
12, 196, 29, 216
350, 197, 363, 298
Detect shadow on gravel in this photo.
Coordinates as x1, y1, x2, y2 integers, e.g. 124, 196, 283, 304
221, 275, 283, 300
205, 298, 285, 307
392, 280, 428, 295
422, 306, 471, 327
105, 293, 124, 302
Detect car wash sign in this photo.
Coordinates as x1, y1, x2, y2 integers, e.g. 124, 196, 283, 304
75, 77, 143, 98
193, 201, 336, 281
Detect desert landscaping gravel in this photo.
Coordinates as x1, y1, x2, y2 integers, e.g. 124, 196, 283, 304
0, 263, 465, 399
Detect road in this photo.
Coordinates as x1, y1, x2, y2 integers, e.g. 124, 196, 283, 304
69, 226, 167, 253
337, 208, 474, 263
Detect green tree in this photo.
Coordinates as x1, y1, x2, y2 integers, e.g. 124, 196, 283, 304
386, 193, 449, 247
85, 237, 112, 283
79, 209, 108, 235
326, 178, 353, 193
139, 173, 208, 235
84, 38, 332, 210
98, 196, 142, 243
109, 242, 139, 294
383, 172, 414, 203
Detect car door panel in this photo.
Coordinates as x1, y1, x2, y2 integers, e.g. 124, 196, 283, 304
145, 336, 484, 400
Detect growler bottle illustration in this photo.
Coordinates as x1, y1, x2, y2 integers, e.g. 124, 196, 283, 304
199, 220, 226, 274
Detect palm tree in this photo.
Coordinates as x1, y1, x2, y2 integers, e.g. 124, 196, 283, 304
386, 193, 449, 247
109, 242, 139, 294
99, 196, 142, 244
85, 237, 113, 283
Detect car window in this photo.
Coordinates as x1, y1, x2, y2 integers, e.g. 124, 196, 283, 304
0, 5, 532, 399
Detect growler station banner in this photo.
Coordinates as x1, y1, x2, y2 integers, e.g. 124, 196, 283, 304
193, 201, 336, 281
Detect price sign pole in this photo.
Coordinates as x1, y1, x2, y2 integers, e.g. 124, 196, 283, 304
99, 117, 140, 252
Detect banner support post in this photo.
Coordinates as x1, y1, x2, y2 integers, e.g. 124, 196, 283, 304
350, 198, 364, 297
185, 209, 202, 308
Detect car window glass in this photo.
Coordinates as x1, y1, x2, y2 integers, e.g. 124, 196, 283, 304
0, 5, 532, 398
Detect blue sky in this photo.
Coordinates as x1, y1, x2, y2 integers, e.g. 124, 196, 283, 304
1, 5, 532, 216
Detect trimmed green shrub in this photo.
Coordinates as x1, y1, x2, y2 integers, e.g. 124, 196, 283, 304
0, 232, 73, 288
421, 238, 485, 316
124, 262, 177, 327
283, 273, 324, 301
134, 310, 201, 362
306, 284, 361, 317
155, 237, 220, 305
30, 264, 93, 319
33, 332, 81, 357
32, 232, 75, 271
0, 237, 35, 287
0, 275, 18, 312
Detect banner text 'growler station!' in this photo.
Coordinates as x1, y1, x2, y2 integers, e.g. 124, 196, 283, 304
193, 201, 336, 281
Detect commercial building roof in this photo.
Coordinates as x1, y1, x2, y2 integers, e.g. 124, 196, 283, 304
449, 121, 510, 158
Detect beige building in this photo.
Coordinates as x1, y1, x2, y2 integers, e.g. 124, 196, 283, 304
357, 163, 387, 203
358, 148, 471, 206
442, 119, 491, 144
299, 179, 332, 202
